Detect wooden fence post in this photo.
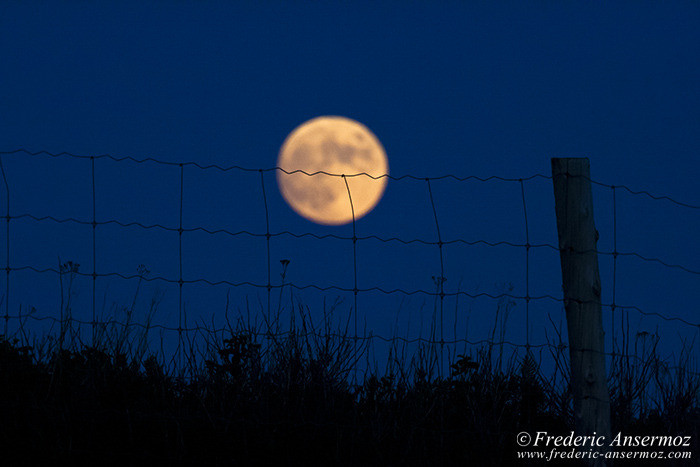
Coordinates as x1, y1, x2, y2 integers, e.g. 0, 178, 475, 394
552, 158, 611, 465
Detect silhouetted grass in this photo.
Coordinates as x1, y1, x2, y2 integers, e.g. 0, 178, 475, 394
0, 297, 698, 466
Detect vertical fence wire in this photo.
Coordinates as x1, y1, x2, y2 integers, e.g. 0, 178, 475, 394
178, 164, 184, 374
426, 178, 447, 456
342, 175, 359, 384
341, 175, 358, 339
426, 178, 445, 377
91, 156, 97, 345
260, 170, 272, 328
0, 157, 9, 337
259, 169, 273, 430
519, 179, 531, 350
611, 185, 617, 357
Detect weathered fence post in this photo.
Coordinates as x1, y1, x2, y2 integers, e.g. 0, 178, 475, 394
552, 158, 611, 465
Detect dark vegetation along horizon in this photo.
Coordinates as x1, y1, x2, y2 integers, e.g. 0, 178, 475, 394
1, 280, 698, 466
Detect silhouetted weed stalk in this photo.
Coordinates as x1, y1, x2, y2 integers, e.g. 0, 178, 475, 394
0, 264, 697, 465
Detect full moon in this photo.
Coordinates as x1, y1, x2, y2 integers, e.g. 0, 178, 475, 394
277, 116, 389, 225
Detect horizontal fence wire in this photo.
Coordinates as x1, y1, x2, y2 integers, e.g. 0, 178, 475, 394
4, 148, 700, 209
0, 148, 698, 380
6, 263, 699, 329
9, 212, 700, 275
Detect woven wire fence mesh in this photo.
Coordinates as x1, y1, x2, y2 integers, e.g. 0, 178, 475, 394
0, 148, 698, 384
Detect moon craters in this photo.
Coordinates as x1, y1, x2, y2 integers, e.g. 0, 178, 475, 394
277, 116, 388, 225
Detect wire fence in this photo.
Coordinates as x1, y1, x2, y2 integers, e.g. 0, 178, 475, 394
0, 148, 698, 381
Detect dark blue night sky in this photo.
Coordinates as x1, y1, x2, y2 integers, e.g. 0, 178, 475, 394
1, 2, 698, 373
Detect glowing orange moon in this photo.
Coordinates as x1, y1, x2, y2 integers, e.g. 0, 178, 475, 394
277, 116, 389, 225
